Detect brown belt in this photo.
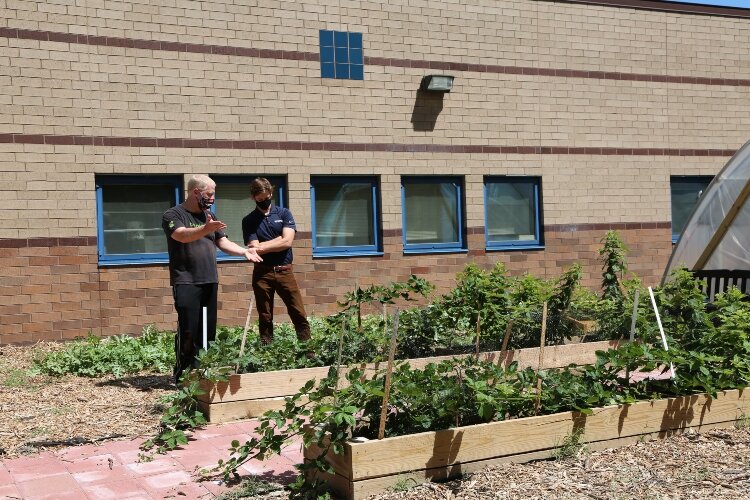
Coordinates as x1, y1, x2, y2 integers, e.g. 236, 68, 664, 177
258, 264, 292, 272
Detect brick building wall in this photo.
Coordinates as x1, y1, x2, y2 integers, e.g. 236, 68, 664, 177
0, 0, 747, 343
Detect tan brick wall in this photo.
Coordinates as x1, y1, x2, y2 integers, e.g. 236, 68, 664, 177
0, 0, 746, 342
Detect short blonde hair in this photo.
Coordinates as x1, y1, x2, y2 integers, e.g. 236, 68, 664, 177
187, 174, 215, 192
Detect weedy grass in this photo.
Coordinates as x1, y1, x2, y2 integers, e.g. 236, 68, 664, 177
216, 476, 284, 499
1, 368, 32, 388
389, 476, 420, 493
553, 427, 588, 460
735, 412, 750, 430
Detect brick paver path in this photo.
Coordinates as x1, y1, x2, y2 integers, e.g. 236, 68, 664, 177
0, 420, 301, 499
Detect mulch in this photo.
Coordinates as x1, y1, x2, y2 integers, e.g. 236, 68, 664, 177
0, 342, 172, 458
369, 428, 750, 499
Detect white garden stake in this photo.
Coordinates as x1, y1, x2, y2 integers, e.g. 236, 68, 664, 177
647, 287, 676, 379
202, 306, 208, 351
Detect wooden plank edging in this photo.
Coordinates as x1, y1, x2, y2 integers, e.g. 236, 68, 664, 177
197, 340, 620, 405
309, 389, 750, 483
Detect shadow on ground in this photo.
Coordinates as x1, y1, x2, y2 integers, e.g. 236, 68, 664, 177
95, 373, 174, 391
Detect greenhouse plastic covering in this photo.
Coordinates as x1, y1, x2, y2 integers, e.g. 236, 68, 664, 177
664, 140, 750, 281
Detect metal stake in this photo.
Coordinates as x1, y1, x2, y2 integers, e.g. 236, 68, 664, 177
648, 287, 676, 378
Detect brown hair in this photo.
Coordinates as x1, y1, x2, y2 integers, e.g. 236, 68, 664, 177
249, 177, 273, 197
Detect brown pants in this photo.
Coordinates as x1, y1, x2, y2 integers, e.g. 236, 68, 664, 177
252, 264, 311, 344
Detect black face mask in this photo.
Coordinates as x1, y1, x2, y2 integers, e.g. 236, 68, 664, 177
197, 195, 213, 210
256, 198, 272, 210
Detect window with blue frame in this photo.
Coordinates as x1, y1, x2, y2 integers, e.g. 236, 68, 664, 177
401, 176, 465, 253
671, 175, 713, 242
320, 29, 364, 80
484, 177, 542, 249
211, 175, 287, 258
311, 176, 381, 256
96, 175, 182, 265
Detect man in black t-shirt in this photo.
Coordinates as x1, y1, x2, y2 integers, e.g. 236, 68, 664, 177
162, 174, 262, 382
242, 177, 311, 345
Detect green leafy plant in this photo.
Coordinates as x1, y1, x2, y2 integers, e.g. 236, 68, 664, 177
438, 263, 512, 347
140, 374, 207, 457
599, 230, 629, 303
34, 325, 174, 377
336, 275, 434, 331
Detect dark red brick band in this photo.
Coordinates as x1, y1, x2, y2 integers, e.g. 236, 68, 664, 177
0, 236, 96, 249
1, 26, 749, 87
0, 133, 736, 157
0, 222, 670, 249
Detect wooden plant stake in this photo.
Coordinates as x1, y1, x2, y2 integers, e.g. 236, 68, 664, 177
534, 302, 548, 415
378, 310, 400, 440
333, 320, 347, 405
235, 297, 255, 373
382, 302, 388, 357
496, 319, 514, 369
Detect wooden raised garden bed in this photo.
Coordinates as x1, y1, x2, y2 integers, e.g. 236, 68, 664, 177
197, 340, 619, 423
305, 388, 750, 499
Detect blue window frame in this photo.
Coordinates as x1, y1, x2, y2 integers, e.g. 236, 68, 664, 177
671, 175, 713, 243
484, 176, 542, 250
320, 29, 364, 80
96, 175, 182, 265
401, 176, 465, 254
311, 176, 381, 257
211, 175, 287, 260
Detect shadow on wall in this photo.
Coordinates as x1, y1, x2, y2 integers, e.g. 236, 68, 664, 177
411, 89, 444, 131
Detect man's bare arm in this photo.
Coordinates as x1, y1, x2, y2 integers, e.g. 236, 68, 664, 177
217, 237, 263, 262
248, 228, 295, 255
171, 217, 226, 244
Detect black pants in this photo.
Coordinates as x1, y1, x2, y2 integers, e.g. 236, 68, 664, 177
172, 283, 218, 381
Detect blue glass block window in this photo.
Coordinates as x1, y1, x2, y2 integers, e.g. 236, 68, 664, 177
320, 30, 364, 80
211, 175, 287, 260
310, 176, 381, 257
401, 176, 466, 254
96, 175, 182, 265
671, 175, 713, 243
484, 176, 543, 250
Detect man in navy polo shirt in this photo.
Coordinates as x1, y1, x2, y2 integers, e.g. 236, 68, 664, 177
242, 177, 311, 345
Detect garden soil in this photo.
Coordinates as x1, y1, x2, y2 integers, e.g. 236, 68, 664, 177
3, 342, 750, 499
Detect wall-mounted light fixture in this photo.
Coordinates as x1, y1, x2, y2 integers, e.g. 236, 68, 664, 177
420, 74, 454, 92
